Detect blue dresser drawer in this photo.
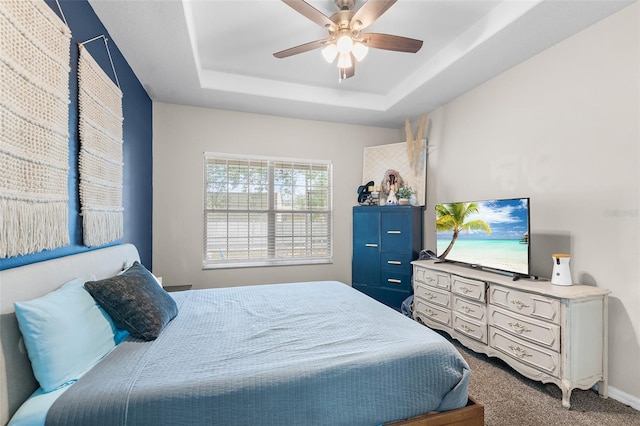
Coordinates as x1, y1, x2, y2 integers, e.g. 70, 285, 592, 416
380, 252, 413, 272
380, 270, 412, 291
380, 213, 413, 252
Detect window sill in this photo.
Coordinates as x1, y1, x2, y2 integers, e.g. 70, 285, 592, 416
202, 258, 333, 270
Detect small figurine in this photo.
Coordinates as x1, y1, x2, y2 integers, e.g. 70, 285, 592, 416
380, 169, 404, 205
386, 188, 398, 205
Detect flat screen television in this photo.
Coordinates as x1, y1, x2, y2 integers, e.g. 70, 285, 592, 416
435, 197, 530, 276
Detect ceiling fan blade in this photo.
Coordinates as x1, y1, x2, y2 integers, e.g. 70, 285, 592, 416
363, 33, 423, 53
351, 0, 397, 30
273, 39, 328, 59
282, 0, 334, 28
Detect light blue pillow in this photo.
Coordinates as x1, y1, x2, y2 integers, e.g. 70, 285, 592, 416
13, 276, 128, 393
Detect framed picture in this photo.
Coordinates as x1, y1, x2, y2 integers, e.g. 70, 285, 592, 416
362, 140, 426, 206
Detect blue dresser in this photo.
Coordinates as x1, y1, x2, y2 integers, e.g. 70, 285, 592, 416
352, 206, 424, 311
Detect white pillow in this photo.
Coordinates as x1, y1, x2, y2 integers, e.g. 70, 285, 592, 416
13, 276, 127, 392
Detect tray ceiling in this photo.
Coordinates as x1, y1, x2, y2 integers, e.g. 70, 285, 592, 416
89, 0, 634, 128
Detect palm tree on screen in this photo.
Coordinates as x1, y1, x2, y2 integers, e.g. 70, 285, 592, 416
436, 202, 491, 259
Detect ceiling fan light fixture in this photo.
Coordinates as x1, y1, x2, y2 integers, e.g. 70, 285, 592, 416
352, 42, 368, 62
276, 0, 423, 81
321, 43, 338, 63
337, 52, 352, 68
336, 34, 353, 54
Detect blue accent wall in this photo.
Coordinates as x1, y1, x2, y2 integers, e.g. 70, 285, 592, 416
0, 0, 152, 270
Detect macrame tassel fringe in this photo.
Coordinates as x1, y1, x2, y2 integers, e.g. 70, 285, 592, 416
0, 199, 69, 258
82, 210, 123, 247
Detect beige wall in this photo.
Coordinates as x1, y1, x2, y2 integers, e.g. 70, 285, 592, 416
152, 105, 399, 288
422, 3, 639, 406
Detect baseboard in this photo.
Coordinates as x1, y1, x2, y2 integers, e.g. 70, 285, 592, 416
608, 386, 640, 411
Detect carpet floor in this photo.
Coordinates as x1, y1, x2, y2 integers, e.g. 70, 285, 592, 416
445, 336, 640, 425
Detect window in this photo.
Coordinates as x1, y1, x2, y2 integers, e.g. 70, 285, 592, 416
203, 153, 332, 268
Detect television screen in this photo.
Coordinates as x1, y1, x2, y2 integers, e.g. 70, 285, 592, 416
435, 197, 530, 276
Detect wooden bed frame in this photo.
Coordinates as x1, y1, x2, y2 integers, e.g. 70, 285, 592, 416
0, 244, 484, 425
389, 397, 484, 426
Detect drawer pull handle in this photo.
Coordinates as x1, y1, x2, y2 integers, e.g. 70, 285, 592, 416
425, 309, 438, 317
387, 230, 401, 234
459, 286, 473, 294
507, 321, 531, 335
511, 299, 530, 310
365, 244, 378, 247
424, 292, 437, 300
387, 279, 402, 284
460, 324, 475, 333
508, 345, 533, 359
425, 276, 435, 283
387, 260, 402, 265
460, 305, 475, 314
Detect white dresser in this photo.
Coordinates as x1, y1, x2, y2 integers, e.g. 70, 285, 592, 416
412, 260, 610, 408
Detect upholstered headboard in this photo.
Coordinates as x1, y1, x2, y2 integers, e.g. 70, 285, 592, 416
0, 244, 140, 425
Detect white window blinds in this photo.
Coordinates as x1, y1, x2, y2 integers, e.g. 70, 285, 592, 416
203, 153, 333, 268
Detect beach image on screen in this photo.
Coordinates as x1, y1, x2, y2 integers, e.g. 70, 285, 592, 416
436, 198, 529, 275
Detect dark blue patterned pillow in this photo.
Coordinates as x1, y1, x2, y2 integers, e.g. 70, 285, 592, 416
85, 262, 178, 340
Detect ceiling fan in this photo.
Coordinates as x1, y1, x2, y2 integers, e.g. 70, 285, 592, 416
273, 0, 423, 81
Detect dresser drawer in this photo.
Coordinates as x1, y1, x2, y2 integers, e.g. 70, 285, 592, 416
380, 271, 411, 291
489, 285, 560, 324
452, 295, 486, 322
490, 327, 560, 378
414, 298, 452, 327
451, 275, 486, 302
414, 267, 450, 290
380, 252, 413, 272
453, 312, 487, 344
380, 214, 412, 252
489, 305, 560, 351
415, 284, 450, 308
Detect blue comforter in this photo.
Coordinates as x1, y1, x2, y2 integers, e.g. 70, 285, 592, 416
46, 281, 469, 425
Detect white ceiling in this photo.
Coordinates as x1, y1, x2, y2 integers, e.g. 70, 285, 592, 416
88, 0, 634, 128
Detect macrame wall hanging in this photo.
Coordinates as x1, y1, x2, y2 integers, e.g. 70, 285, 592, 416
77, 40, 123, 247
0, 0, 72, 258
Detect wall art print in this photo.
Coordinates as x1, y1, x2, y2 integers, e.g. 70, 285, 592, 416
362, 140, 426, 206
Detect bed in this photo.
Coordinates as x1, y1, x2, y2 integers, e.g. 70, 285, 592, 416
1, 244, 483, 425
